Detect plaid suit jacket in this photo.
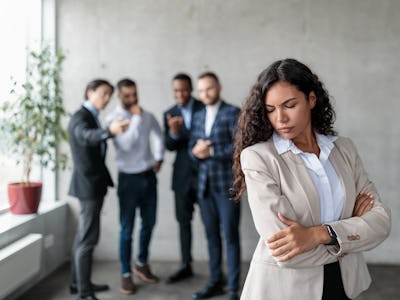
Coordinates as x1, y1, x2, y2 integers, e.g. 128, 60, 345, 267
189, 101, 240, 199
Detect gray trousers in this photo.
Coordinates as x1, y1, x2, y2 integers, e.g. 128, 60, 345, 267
71, 198, 104, 297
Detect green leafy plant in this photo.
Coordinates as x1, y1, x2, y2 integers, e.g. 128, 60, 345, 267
0, 45, 68, 183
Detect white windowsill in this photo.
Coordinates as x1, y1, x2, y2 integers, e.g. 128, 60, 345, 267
0, 201, 66, 235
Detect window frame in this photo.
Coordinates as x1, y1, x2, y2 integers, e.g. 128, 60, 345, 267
0, 0, 59, 212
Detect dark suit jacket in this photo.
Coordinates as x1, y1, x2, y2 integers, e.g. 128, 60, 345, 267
189, 101, 240, 199
68, 106, 114, 199
163, 99, 204, 193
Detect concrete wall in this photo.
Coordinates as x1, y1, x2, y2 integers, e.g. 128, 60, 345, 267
58, 0, 400, 263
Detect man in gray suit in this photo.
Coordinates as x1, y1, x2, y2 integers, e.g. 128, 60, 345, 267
68, 79, 129, 300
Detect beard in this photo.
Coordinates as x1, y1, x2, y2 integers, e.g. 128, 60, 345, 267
122, 100, 137, 110
204, 95, 220, 106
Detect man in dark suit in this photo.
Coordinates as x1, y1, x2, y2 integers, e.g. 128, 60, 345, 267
163, 73, 204, 283
189, 72, 241, 300
68, 79, 129, 300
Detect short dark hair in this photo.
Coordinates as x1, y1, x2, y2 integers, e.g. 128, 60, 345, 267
173, 73, 192, 89
198, 71, 220, 84
84, 79, 114, 100
117, 78, 136, 91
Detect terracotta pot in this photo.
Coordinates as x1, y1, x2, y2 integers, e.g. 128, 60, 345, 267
8, 182, 42, 214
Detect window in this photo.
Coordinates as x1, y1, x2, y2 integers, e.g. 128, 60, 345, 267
0, 0, 42, 210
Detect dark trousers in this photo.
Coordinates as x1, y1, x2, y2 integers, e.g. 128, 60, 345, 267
71, 197, 104, 297
198, 190, 241, 292
322, 262, 350, 300
174, 186, 197, 266
118, 170, 157, 274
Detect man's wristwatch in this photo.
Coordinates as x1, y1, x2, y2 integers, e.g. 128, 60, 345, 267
325, 225, 338, 245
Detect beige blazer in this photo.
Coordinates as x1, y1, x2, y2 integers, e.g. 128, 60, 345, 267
240, 136, 391, 300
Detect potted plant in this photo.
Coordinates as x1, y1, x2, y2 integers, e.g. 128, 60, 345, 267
0, 45, 68, 214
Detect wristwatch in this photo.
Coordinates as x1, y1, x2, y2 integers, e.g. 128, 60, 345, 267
325, 225, 338, 245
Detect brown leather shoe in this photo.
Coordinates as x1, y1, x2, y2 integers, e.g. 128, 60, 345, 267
133, 264, 159, 283
120, 275, 136, 294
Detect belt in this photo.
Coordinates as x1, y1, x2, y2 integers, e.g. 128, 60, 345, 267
119, 168, 154, 177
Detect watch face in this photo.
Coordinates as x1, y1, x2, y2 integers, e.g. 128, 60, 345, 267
328, 225, 337, 237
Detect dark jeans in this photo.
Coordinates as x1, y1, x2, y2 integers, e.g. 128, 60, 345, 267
118, 170, 157, 274
174, 186, 197, 266
322, 262, 350, 300
71, 197, 104, 297
198, 190, 241, 292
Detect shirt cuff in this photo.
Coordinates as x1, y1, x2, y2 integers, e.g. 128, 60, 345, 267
101, 128, 113, 140
209, 146, 214, 157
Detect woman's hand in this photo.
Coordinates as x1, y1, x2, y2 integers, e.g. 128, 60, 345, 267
267, 213, 328, 262
352, 192, 374, 217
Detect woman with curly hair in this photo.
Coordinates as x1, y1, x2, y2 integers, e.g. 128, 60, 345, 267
233, 59, 391, 299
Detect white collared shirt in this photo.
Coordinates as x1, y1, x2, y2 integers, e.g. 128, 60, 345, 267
273, 132, 344, 224
205, 101, 221, 137
105, 105, 164, 174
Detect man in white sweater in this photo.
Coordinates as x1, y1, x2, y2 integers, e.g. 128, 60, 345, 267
106, 78, 164, 295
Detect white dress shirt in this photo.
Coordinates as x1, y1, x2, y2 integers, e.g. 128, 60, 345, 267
105, 105, 164, 174
273, 131, 344, 224
205, 101, 221, 137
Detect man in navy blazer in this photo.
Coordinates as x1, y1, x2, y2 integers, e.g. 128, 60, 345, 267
68, 79, 129, 300
189, 72, 241, 300
163, 73, 204, 283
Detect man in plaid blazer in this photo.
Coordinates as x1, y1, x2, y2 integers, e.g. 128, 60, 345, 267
189, 72, 241, 300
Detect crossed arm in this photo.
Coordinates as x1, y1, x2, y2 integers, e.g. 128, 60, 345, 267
267, 192, 374, 262
241, 145, 390, 268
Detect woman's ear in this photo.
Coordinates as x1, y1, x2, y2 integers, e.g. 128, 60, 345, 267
309, 91, 316, 109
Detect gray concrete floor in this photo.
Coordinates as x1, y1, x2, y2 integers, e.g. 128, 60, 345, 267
19, 261, 400, 299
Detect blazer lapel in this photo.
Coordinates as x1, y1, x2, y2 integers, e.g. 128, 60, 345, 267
170, 105, 190, 134
199, 109, 206, 138
171, 105, 182, 117
82, 106, 99, 128
82, 106, 106, 159
193, 99, 204, 114
209, 101, 224, 137
329, 146, 355, 219
281, 151, 321, 225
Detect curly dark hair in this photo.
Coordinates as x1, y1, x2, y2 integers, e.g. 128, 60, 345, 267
232, 58, 337, 201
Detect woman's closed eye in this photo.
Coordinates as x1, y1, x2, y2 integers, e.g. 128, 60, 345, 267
266, 107, 275, 113
284, 103, 296, 109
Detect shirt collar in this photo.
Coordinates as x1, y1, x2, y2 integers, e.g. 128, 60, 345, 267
115, 104, 133, 116
206, 100, 222, 113
178, 98, 194, 111
273, 131, 337, 156
83, 101, 99, 118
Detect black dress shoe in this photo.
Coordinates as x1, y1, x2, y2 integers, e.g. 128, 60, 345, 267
70, 283, 109, 294
192, 281, 225, 299
166, 265, 193, 284
76, 296, 98, 300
